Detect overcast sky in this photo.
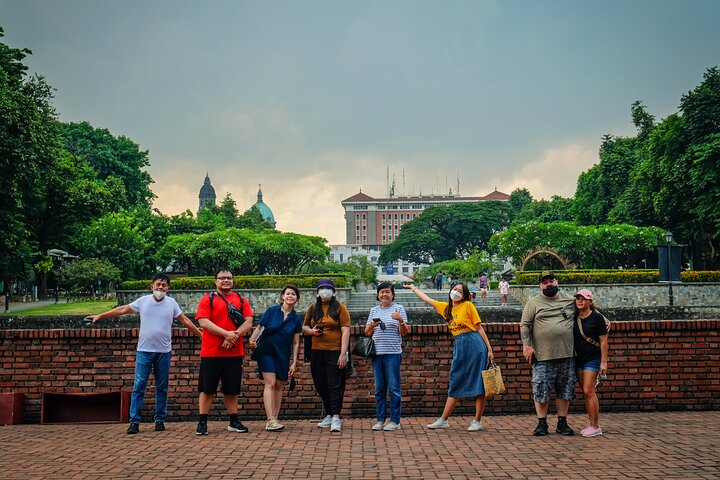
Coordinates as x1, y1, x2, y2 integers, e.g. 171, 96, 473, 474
2, 1, 719, 244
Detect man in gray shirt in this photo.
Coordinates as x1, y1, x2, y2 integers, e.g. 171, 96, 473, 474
520, 271, 576, 436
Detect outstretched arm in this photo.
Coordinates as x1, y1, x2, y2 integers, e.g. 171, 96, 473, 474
87, 305, 134, 323
402, 284, 436, 307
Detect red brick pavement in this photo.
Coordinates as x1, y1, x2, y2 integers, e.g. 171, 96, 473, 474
1, 412, 719, 479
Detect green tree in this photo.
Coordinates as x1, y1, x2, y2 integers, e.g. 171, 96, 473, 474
59, 121, 155, 209
57, 258, 121, 293
379, 202, 513, 264
0, 29, 63, 290
74, 211, 153, 280
513, 196, 576, 225
573, 135, 640, 226
489, 221, 664, 269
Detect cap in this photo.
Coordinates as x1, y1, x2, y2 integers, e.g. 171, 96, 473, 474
538, 270, 557, 283
317, 278, 336, 290
574, 288, 593, 300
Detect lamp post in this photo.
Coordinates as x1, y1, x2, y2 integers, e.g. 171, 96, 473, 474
665, 229, 674, 306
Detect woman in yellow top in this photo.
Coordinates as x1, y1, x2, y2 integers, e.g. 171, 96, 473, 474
404, 282, 494, 431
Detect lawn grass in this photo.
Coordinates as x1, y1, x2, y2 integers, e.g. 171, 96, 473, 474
0, 300, 117, 316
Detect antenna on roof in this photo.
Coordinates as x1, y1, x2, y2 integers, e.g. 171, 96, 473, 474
457, 173, 460, 196
402, 169, 406, 196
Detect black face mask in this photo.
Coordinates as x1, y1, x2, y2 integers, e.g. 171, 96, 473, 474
542, 285, 559, 297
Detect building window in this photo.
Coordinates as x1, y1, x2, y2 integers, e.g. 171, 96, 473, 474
400, 213, 404, 220
339, 253, 344, 262
356, 225, 360, 231
382, 214, 385, 220
356, 214, 359, 220
362, 213, 366, 220
394, 213, 398, 220
362, 225, 366, 230
413, 213, 417, 219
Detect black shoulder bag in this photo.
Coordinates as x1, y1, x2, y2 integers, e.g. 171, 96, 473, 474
210, 292, 246, 329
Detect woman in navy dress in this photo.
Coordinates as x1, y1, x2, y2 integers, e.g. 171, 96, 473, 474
249, 284, 303, 431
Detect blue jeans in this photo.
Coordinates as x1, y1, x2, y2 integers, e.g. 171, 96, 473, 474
129, 351, 171, 424
372, 353, 402, 424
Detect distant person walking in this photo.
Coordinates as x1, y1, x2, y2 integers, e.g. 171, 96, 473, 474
366, 282, 410, 431
249, 284, 303, 431
499, 278, 510, 306
435, 271, 443, 291
302, 278, 351, 432
194, 269, 254, 435
87, 273, 202, 435
572, 289, 609, 438
477, 274, 489, 301
404, 282, 494, 431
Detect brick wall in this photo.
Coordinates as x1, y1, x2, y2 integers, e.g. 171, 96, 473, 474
1, 321, 718, 423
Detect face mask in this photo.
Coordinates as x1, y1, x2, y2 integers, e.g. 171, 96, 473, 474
153, 290, 166, 300
318, 288, 334, 300
542, 285, 559, 298
450, 290, 463, 301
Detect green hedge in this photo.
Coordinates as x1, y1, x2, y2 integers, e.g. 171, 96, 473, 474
514, 270, 720, 285
119, 274, 349, 290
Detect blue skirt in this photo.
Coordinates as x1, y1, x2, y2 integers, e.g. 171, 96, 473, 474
448, 331, 488, 398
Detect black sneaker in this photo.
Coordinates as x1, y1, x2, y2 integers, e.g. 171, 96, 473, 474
127, 423, 139, 435
196, 420, 208, 435
556, 420, 575, 436
532, 421, 549, 436
154, 422, 165, 431
227, 420, 248, 433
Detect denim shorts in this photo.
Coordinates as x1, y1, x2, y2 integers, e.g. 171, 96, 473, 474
576, 357, 601, 372
531, 357, 576, 403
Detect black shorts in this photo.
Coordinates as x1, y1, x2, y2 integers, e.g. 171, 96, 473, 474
198, 357, 244, 395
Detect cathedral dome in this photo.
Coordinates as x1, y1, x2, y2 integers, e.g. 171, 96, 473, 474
252, 186, 276, 227
198, 173, 217, 212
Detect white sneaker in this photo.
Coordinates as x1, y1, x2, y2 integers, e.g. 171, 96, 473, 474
317, 415, 332, 428
372, 422, 385, 431
427, 417, 449, 429
383, 422, 401, 431
468, 419, 483, 432
330, 416, 342, 432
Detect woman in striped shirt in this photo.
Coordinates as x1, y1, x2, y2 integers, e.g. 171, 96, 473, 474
365, 281, 411, 431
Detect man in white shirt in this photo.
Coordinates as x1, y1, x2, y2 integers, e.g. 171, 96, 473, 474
88, 273, 202, 434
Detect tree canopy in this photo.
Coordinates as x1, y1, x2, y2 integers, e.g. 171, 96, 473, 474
379, 202, 513, 264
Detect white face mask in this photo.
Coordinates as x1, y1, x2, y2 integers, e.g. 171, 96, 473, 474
317, 288, 334, 300
153, 290, 167, 300
450, 290, 463, 301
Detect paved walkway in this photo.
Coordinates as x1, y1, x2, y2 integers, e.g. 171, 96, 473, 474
1, 411, 718, 479
1, 299, 58, 313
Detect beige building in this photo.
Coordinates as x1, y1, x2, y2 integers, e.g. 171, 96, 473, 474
341, 189, 510, 247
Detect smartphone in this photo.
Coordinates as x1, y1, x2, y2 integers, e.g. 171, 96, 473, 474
315, 324, 324, 334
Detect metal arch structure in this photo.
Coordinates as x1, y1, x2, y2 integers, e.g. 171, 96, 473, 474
518, 249, 575, 271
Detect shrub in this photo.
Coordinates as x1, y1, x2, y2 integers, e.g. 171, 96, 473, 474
514, 270, 720, 285
118, 274, 349, 290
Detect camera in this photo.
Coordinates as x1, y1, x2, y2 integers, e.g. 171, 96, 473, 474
83, 317, 93, 326
372, 318, 386, 331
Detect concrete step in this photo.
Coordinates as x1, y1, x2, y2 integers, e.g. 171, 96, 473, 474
346, 290, 521, 312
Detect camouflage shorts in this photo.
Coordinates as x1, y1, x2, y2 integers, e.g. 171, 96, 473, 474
531, 357, 576, 404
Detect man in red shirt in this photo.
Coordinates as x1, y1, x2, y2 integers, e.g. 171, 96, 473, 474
195, 269, 254, 435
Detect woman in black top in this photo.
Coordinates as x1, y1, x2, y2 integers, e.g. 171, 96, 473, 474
573, 289, 609, 438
